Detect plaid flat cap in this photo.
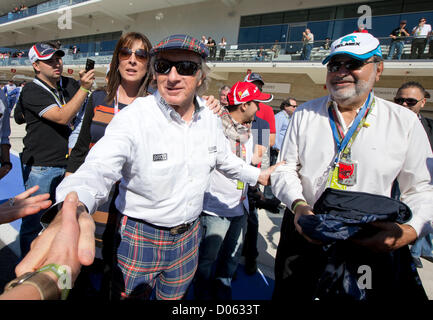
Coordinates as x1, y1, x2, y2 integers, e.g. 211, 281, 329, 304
149, 34, 209, 58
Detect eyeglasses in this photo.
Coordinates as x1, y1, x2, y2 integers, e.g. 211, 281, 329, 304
394, 97, 423, 107
327, 59, 375, 73
118, 47, 148, 62
283, 104, 297, 108
154, 59, 201, 76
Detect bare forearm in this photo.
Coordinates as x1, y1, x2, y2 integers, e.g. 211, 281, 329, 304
44, 89, 88, 125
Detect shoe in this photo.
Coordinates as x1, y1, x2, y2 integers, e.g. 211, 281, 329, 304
413, 257, 423, 268
244, 258, 257, 275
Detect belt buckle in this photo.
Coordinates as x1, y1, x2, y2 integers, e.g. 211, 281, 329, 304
170, 223, 189, 235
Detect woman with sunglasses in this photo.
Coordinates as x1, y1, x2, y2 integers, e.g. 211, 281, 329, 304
64, 32, 152, 297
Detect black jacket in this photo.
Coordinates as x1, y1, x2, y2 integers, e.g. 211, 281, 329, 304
420, 115, 433, 151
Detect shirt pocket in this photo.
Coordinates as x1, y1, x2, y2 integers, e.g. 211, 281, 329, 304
149, 151, 180, 202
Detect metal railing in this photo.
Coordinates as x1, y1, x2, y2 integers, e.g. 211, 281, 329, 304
0, 36, 432, 67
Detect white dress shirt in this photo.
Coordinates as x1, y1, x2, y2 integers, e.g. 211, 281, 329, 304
56, 91, 260, 227
203, 136, 253, 218
271, 94, 433, 237
412, 24, 432, 38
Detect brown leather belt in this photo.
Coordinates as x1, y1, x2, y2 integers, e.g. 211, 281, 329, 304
128, 216, 197, 235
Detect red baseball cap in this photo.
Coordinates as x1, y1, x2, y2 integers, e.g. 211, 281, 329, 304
227, 81, 273, 106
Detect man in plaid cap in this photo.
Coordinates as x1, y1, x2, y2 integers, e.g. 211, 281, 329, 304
21, 34, 278, 300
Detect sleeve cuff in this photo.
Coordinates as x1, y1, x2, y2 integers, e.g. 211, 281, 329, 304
405, 213, 433, 239
239, 165, 260, 186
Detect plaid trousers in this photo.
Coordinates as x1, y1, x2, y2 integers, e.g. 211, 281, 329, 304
111, 215, 201, 300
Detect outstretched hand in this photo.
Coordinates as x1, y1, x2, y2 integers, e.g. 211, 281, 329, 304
202, 95, 223, 115
0, 186, 52, 225
16, 191, 95, 280
257, 161, 285, 186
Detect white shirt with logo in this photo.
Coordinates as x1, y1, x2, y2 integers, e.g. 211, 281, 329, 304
55, 91, 260, 227
271, 94, 433, 238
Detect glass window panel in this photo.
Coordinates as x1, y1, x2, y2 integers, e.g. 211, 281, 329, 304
336, 4, 363, 19
370, 15, 401, 38
370, 0, 403, 15
403, 0, 433, 12
258, 25, 287, 47
240, 15, 261, 27
307, 21, 333, 40
238, 26, 260, 44
260, 12, 284, 25
288, 25, 308, 42
332, 18, 358, 39
308, 6, 336, 22
283, 10, 308, 23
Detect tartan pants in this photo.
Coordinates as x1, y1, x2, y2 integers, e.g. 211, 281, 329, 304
111, 214, 201, 300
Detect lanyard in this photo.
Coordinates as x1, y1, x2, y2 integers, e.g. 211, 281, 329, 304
328, 92, 373, 164
114, 87, 120, 115
33, 78, 65, 107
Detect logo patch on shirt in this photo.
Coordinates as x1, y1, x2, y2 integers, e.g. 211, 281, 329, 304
153, 153, 168, 161
208, 146, 217, 153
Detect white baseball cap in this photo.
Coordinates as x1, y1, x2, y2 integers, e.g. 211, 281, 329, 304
322, 33, 382, 65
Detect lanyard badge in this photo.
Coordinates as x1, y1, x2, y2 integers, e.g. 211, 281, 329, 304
327, 93, 374, 189
337, 156, 358, 186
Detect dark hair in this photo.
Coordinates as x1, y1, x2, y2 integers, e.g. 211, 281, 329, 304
397, 81, 431, 99
105, 32, 152, 104
280, 97, 297, 110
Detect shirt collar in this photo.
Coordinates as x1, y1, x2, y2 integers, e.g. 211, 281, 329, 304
154, 90, 206, 123
35, 75, 62, 92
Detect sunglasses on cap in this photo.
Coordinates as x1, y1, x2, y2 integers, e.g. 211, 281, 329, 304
394, 97, 423, 107
327, 59, 375, 73
154, 59, 201, 76
118, 47, 148, 62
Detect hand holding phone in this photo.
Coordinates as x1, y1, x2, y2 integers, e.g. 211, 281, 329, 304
85, 58, 95, 72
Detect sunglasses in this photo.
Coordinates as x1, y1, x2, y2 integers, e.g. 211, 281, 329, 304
154, 59, 201, 76
394, 97, 422, 107
118, 47, 148, 62
327, 59, 375, 73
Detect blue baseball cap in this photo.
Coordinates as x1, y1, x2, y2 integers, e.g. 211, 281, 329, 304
150, 34, 209, 59
322, 33, 382, 65
244, 72, 264, 85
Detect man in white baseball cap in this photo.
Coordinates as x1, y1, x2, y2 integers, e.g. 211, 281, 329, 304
271, 32, 433, 300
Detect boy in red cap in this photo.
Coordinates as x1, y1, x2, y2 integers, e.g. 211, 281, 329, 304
194, 81, 273, 300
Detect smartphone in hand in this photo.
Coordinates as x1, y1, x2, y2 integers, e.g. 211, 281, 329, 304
85, 58, 95, 72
